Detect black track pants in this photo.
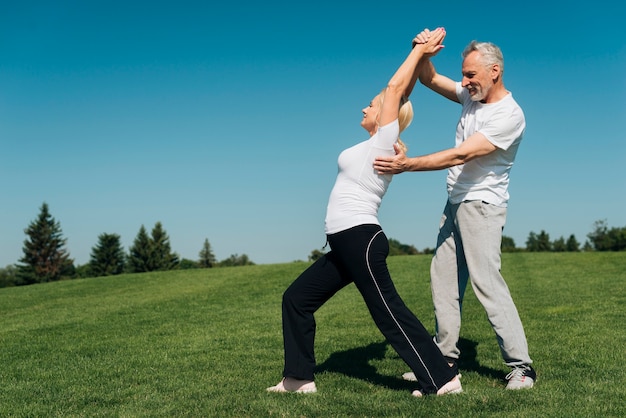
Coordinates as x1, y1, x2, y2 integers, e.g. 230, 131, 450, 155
281, 224, 456, 394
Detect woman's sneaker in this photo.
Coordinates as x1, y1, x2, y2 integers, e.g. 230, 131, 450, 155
412, 375, 462, 397
267, 377, 317, 393
505, 365, 536, 390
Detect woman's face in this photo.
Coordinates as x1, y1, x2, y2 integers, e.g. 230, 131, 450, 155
361, 94, 381, 134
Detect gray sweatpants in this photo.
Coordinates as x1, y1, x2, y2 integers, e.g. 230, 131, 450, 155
430, 200, 532, 366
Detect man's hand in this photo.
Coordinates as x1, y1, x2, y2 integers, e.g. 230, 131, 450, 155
374, 143, 410, 174
412, 27, 445, 57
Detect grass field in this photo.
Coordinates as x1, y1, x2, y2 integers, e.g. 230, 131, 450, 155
1, 252, 624, 417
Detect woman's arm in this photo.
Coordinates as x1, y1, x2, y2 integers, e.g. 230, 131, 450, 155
413, 28, 458, 103
378, 28, 446, 127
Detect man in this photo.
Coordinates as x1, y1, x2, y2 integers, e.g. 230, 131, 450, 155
373, 30, 536, 390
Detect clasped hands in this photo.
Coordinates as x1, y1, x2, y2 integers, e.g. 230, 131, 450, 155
412, 27, 446, 56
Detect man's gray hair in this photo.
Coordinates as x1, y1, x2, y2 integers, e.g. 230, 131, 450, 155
462, 41, 504, 74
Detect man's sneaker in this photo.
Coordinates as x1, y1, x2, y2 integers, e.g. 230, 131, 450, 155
267, 377, 317, 394
505, 365, 536, 390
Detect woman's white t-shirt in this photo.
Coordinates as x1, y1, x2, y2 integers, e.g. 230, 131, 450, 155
324, 120, 399, 234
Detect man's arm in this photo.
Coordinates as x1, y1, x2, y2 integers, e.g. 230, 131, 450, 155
373, 132, 497, 174
419, 59, 459, 103
412, 28, 459, 103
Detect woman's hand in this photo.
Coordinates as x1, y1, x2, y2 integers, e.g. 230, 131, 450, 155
412, 27, 445, 56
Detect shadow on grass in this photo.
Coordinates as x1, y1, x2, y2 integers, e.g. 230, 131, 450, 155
316, 341, 411, 391
456, 338, 506, 381
315, 338, 504, 390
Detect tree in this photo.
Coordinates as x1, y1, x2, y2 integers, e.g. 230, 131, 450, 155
501, 235, 517, 252
526, 230, 551, 252
16, 202, 74, 285
0, 265, 17, 288
308, 249, 325, 262
90, 233, 125, 277
388, 238, 419, 256
127, 223, 179, 273
525, 232, 538, 252
552, 236, 566, 252
587, 219, 626, 251
198, 238, 216, 268
127, 225, 152, 273
179, 259, 200, 269
566, 234, 580, 252
219, 254, 255, 267
150, 222, 179, 271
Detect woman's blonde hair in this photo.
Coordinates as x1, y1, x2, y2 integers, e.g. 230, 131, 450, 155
377, 89, 412, 154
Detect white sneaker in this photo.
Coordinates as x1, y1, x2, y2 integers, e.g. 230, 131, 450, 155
505, 365, 536, 390
267, 377, 317, 393
403, 363, 460, 382
412, 375, 463, 397
402, 371, 417, 381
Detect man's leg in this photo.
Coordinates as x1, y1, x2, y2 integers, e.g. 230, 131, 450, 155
455, 201, 532, 367
430, 202, 470, 362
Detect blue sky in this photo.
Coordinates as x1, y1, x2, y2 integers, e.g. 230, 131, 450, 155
2, 1, 625, 267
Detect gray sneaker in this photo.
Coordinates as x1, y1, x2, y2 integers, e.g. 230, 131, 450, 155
505, 365, 536, 390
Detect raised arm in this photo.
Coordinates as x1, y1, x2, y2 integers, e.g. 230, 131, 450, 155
378, 28, 446, 127
413, 29, 458, 103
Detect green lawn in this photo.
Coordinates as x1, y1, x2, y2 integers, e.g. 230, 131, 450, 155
1, 252, 624, 417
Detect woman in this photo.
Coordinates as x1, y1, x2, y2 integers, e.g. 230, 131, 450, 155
267, 27, 461, 397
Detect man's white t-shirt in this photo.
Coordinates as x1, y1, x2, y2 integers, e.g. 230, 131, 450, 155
325, 120, 398, 234
447, 82, 526, 207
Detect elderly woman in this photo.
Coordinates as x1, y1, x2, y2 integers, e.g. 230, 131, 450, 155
267, 27, 461, 397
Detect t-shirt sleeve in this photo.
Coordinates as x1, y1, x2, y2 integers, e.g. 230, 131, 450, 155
480, 106, 525, 150
372, 119, 399, 149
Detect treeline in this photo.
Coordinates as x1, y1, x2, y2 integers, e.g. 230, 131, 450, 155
305, 220, 626, 259
2, 204, 625, 289
506, 219, 626, 253
0, 203, 254, 288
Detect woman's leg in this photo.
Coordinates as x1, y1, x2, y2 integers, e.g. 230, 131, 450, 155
281, 252, 351, 380
330, 224, 457, 394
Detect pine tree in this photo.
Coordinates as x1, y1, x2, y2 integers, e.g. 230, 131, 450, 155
566, 234, 580, 252
150, 222, 179, 271
198, 238, 216, 268
90, 233, 126, 276
127, 225, 152, 273
17, 202, 73, 285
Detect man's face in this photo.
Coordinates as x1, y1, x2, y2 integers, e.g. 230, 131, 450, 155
461, 50, 495, 102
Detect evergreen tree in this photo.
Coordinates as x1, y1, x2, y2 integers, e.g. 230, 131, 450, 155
198, 238, 216, 268
552, 236, 566, 252
566, 234, 580, 252
127, 223, 179, 273
525, 231, 538, 252
536, 230, 552, 252
150, 222, 179, 270
17, 202, 73, 285
127, 225, 152, 273
90, 233, 126, 277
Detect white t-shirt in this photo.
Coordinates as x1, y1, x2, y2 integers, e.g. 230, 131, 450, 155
324, 120, 398, 234
447, 82, 526, 207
